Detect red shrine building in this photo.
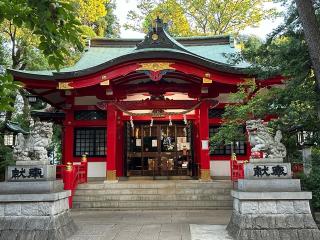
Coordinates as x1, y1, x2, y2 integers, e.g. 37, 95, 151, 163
9, 19, 281, 181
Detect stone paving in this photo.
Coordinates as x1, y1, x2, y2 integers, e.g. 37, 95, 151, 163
67, 209, 232, 240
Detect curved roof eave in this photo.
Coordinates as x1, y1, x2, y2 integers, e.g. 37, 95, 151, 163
9, 48, 249, 81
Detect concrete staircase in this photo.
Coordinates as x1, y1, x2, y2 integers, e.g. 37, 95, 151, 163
72, 180, 233, 210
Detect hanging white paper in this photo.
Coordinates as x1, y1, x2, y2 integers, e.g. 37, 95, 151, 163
152, 139, 158, 147
136, 138, 142, 146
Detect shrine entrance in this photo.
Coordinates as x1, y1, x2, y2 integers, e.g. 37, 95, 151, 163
124, 121, 194, 178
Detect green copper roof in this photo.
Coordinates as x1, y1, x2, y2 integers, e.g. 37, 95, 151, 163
14, 41, 248, 77
63, 44, 248, 73
9, 19, 249, 78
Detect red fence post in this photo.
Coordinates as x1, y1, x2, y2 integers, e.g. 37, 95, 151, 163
81, 154, 88, 183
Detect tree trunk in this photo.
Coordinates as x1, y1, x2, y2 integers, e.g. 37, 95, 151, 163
295, 0, 320, 92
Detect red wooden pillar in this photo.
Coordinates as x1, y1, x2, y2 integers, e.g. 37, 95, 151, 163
193, 109, 200, 176
62, 110, 74, 164
106, 104, 117, 180
116, 110, 124, 177
199, 101, 211, 181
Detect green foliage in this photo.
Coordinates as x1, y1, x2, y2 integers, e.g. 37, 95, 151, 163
0, 0, 85, 110
213, 2, 320, 157
181, 0, 276, 35
143, 0, 192, 36
211, 80, 271, 145
0, 74, 20, 111
126, 0, 192, 36
300, 147, 320, 211
104, 1, 120, 38
0, 0, 84, 70
125, 0, 276, 36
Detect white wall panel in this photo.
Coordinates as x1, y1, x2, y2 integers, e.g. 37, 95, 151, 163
88, 162, 106, 178
210, 160, 230, 176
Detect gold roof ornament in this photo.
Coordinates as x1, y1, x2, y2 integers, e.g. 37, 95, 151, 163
152, 34, 159, 41
100, 80, 110, 86
203, 73, 213, 84
137, 62, 175, 72
57, 82, 73, 90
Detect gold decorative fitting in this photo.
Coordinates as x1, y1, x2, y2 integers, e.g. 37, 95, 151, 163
202, 78, 213, 84
58, 82, 73, 90
205, 73, 211, 78
100, 80, 110, 86
81, 154, 87, 163
65, 162, 73, 171
106, 170, 117, 181
152, 33, 159, 41
200, 169, 211, 181
137, 62, 175, 72
232, 153, 237, 161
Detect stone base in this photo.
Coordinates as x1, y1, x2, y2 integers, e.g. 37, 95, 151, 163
0, 180, 64, 194
0, 211, 77, 240
0, 191, 77, 240
237, 179, 301, 192
249, 158, 284, 163
227, 190, 320, 240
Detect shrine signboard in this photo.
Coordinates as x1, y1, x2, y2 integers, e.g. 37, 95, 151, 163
6, 165, 56, 182
244, 163, 292, 179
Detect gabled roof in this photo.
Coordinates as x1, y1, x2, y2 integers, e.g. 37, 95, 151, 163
9, 18, 249, 80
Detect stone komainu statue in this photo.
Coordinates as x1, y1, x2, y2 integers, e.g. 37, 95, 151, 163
246, 119, 287, 159
13, 120, 53, 163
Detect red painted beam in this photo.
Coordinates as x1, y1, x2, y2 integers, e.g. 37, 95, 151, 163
113, 83, 201, 98
115, 100, 200, 110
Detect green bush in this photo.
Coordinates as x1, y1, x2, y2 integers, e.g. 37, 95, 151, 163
301, 167, 320, 211
300, 147, 320, 211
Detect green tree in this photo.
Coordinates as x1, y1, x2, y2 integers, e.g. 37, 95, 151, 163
0, 0, 84, 111
125, 0, 276, 36
181, 0, 276, 35
212, 1, 320, 161
104, 0, 120, 38
295, 0, 320, 95
125, 0, 192, 37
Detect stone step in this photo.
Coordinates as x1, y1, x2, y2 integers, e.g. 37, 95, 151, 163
74, 188, 231, 195
76, 181, 232, 190
73, 194, 232, 201
73, 180, 233, 210
73, 200, 233, 209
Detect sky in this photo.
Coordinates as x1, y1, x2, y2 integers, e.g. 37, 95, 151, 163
114, 0, 285, 39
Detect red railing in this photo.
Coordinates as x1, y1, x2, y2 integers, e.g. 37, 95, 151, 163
56, 155, 88, 208
230, 153, 245, 187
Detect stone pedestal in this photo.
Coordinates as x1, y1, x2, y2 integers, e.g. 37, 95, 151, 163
227, 161, 320, 240
0, 165, 77, 240
0, 191, 77, 240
